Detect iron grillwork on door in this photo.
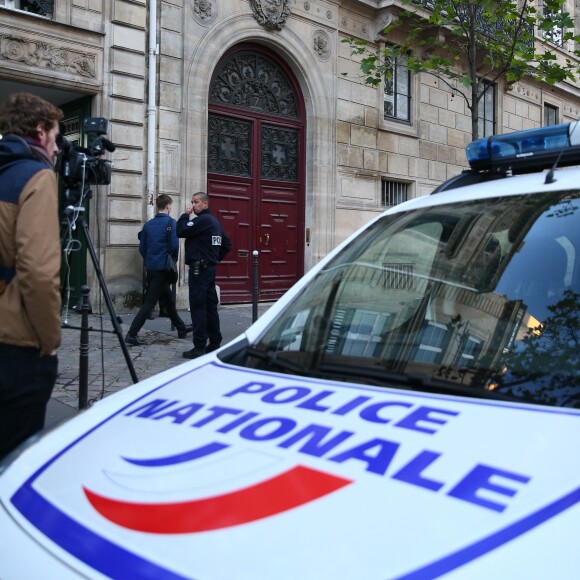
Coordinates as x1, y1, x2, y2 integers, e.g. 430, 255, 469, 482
261, 125, 299, 181
207, 114, 252, 176
209, 51, 299, 119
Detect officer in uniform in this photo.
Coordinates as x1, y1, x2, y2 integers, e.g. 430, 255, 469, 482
177, 192, 232, 359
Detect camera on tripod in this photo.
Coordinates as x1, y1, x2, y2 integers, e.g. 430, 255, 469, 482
56, 117, 139, 385
56, 117, 115, 204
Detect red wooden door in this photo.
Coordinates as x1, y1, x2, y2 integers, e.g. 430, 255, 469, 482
207, 45, 305, 303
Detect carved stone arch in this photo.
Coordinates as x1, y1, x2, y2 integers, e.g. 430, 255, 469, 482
183, 18, 336, 292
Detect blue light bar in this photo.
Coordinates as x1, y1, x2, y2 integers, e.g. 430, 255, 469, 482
466, 121, 580, 172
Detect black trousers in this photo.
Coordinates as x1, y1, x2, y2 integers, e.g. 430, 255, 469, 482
128, 270, 186, 336
188, 265, 222, 349
0, 343, 58, 461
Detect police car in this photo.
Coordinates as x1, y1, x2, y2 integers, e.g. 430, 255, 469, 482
1, 123, 580, 579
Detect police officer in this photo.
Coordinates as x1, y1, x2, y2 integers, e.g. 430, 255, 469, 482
177, 192, 232, 359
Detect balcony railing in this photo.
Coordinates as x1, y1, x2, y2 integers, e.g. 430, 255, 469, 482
411, 0, 534, 47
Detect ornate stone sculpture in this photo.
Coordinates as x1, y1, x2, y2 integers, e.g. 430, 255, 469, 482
194, 0, 213, 19
249, 0, 291, 31
373, 10, 395, 42
0, 35, 96, 78
192, 0, 217, 25
313, 31, 330, 61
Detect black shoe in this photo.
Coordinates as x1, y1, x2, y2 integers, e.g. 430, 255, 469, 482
158, 310, 169, 318
125, 333, 145, 346
147, 312, 155, 320
182, 347, 206, 359
205, 342, 221, 354
178, 325, 193, 339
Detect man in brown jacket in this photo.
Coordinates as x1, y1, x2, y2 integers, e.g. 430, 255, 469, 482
0, 93, 63, 460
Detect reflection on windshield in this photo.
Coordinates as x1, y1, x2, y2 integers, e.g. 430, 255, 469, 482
246, 191, 580, 408
492, 289, 580, 406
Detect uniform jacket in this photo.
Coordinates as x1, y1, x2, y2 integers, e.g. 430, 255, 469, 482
176, 208, 232, 265
0, 134, 61, 355
139, 213, 179, 271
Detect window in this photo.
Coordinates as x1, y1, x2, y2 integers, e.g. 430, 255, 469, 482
384, 53, 411, 122
384, 263, 414, 290
0, 0, 53, 16
414, 322, 450, 364
382, 179, 408, 207
477, 81, 496, 138
544, 103, 559, 126
542, 3, 565, 47
459, 337, 482, 368
327, 308, 391, 358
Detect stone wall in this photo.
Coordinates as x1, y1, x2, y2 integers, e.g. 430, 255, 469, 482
1, 0, 579, 309
102, 0, 148, 302
334, 2, 580, 244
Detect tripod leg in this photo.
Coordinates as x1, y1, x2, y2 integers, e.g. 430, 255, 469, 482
78, 218, 139, 384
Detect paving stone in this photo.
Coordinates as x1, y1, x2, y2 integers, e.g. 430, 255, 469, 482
49, 304, 271, 416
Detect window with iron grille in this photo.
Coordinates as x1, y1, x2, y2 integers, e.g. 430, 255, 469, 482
477, 80, 496, 138
384, 263, 414, 290
382, 179, 408, 207
384, 53, 411, 122
544, 103, 559, 126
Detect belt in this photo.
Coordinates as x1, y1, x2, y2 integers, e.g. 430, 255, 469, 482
187, 261, 216, 267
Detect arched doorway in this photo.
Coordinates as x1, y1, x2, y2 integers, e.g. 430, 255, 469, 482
207, 43, 306, 303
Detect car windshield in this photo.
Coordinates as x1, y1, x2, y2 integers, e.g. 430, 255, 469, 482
243, 190, 580, 408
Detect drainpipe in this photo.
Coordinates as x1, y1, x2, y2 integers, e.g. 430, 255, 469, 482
147, 0, 158, 220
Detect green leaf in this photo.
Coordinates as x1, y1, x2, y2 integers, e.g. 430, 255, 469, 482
349, 0, 580, 131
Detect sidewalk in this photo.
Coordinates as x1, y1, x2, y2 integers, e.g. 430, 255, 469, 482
47, 303, 272, 425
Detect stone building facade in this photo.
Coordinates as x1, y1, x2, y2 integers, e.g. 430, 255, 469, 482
1, 0, 579, 309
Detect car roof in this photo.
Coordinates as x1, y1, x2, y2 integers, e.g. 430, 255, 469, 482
395, 164, 580, 215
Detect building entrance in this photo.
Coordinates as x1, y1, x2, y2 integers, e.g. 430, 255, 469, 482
207, 44, 306, 303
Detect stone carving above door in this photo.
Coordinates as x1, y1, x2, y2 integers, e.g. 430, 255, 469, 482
0, 34, 96, 78
312, 30, 330, 61
249, 0, 291, 30
191, 0, 218, 26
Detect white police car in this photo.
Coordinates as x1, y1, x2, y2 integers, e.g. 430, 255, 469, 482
1, 123, 580, 579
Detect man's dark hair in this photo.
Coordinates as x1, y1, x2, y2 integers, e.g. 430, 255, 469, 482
0, 93, 63, 138
156, 194, 173, 211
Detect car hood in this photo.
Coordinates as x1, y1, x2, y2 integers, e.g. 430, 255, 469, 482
1, 359, 580, 579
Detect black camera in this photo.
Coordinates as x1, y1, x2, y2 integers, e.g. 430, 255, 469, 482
56, 117, 115, 202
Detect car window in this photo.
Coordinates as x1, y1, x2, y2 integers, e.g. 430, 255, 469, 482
241, 190, 580, 408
